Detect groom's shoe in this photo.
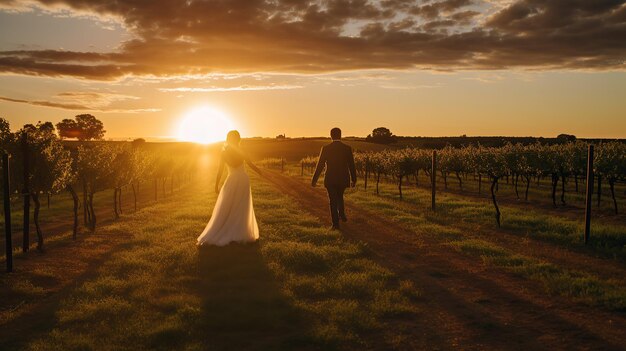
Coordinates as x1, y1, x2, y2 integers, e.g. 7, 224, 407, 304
330, 225, 340, 231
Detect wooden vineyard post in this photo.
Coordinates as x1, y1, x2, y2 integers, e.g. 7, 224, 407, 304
364, 160, 369, 191
3, 153, 12, 272
21, 132, 29, 253
281, 158, 285, 173
432, 150, 437, 211
584, 145, 594, 245
597, 175, 602, 207
301, 161, 304, 176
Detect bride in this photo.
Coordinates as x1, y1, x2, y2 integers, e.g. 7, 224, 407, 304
197, 130, 262, 247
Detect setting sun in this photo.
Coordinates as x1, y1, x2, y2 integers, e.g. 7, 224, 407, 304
177, 106, 234, 144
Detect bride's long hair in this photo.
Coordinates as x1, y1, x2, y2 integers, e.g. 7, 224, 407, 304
223, 130, 241, 151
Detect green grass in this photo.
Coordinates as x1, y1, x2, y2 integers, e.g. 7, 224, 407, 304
244, 138, 395, 161
293, 159, 626, 215
346, 178, 626, 259
342, 188, 626, 311
450, 239, 625, 308
11, 174, 420, 350
1, 180, 161, 254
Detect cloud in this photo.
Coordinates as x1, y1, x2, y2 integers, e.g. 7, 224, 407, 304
0, 92, 160, 113
158, 85, 304, 92
312, 71, 396, 81
379, 84, 443, 89
55, 91, 139, 106
0, 0, 623, 81
409, 0, 475, 19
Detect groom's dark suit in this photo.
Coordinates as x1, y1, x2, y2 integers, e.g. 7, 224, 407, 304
311, 140, 357, 228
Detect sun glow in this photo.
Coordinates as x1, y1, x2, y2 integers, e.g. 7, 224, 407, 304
177, 106, 234, 144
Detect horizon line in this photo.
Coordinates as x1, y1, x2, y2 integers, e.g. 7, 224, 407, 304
101, 135, 626, 142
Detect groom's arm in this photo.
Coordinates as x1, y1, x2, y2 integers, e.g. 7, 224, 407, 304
311, 147, 327, 187
348, 147, 357, 187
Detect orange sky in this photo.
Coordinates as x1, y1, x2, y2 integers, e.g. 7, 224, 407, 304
1, 1, 625, 139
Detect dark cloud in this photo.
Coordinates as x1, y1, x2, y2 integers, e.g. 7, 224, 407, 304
449, 10, 480, 23
0, 0, 624, 80
0, 93, 159, 113
422, 19, 457, 31
0, 95, 92, 110
409, 0, 474, 19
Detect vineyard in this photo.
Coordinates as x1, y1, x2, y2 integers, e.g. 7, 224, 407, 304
1, 134, 625, 350
298, 141, 626, 232
0, 119, 208, 272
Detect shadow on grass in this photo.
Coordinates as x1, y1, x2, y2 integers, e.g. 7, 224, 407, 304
0, 239, 136, 351
192, 243, 325, 351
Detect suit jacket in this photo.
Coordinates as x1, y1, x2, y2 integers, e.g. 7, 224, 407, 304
312, 141, 357, 188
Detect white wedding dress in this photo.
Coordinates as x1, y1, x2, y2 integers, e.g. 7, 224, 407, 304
197, 163, 259, 246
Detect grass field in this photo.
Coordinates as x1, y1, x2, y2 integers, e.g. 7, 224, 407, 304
0, 179, 172, 252
1, 140, 625, 350
343, 183, 626, 309
242, 138, 395, 161
1, 171, 422, 350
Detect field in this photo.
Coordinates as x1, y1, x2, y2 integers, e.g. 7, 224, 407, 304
242, 138, 394, 161
1, 139, 625, 350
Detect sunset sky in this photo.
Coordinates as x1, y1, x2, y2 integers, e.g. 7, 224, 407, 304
0, 0, 625, 140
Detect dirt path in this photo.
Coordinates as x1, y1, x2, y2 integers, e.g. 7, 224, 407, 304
264, 171, 626, 350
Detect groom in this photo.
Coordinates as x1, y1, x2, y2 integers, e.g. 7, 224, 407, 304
311, 128, 357, 230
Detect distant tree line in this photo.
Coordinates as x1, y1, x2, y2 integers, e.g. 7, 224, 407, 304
366, 127, 397, 144
365, 127, 624, 149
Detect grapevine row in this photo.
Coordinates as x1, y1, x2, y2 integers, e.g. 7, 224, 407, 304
301, 141, 625, 226
1, 120, 197, 254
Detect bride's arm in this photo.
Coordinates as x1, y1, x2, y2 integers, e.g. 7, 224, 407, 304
215, 155, 225, 193
245, 157, 264, 177
230, 145, 264, 177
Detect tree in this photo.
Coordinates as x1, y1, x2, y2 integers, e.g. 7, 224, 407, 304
596, 142, 626, 214
130, 149, 150, 211
366, 127, 397, 144
18, 122, 73, 251
111, 146, 136, 218
76, 114, 105, 140
56, 114, 105, 141
77, 143, 116, 230
56, 119, 80, 139
64, 146, 80, 240
440, 145, 466, 191
131, 138, 146, 147
0, 118, 11, 138
0, 117, 14, 150
474, 146, 508, 227
557, 134, 577, 143
37, 121, 55, 133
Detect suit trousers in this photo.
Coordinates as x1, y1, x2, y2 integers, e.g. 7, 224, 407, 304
326, 186, 346, 226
